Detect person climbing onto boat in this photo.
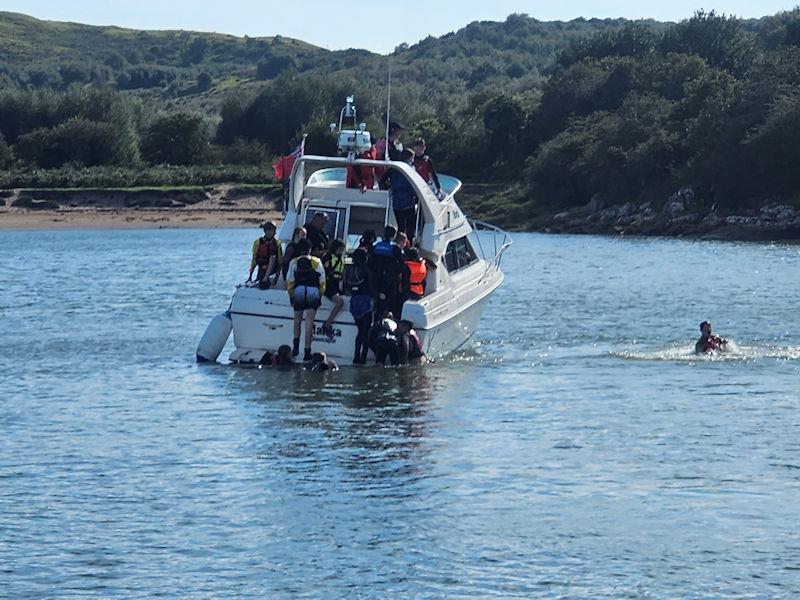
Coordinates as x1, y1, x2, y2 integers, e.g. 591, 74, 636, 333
304, 212, 330, 256
286, 238, 326, 361
281, 227, 307, 280
380, 150, 419, 244
371, 317, 401, 366
320, 239, 346, 338
411, 138, 443, 199
248, 221, 282, 288
397, 319, 425, 364
403, 247, 427, 301
346, 136, 377, 192
372, 226, 406, 318
695, 321, 728, 354
346, 248, 377, 364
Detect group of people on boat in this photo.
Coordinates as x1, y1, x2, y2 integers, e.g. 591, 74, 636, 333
346, 122, 444, 244
246, 216, 429, 367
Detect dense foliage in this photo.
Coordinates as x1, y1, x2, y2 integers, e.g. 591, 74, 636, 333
1, 9, 800, 220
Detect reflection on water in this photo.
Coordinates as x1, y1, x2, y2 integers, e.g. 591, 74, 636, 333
1, 229, 799, 597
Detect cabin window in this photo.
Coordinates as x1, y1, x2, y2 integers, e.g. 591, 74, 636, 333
443, 236, 478, 272
305, 207, 346, 240
346, 206, 387, 252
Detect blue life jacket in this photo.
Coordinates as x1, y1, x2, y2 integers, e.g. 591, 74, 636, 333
373, 240, 394, 258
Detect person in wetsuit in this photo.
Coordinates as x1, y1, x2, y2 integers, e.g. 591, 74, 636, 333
695, 320, 728, 353
346, 248, 377, 364
372, 226, 406, 319
411, 138, 443, 199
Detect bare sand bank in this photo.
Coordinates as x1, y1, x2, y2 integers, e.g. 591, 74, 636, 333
0, 186, 282, 230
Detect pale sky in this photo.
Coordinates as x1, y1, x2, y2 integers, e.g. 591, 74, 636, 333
1, 0, 795, 53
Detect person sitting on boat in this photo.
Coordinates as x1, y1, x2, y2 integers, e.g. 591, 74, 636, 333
695, 321, 728, 354
305, 352, 339, 372
281, 227, 307, 280
320, 239, 346, 338
381, 150, 419, 244
286, 238, 326, 361
371, 316, 401, 366
403, 247, 427, 301
372, 226, 406, 318
248, 221, 282, 288
346, 136, 377, 192
412, 138, 443, 199
304, 212, 330, 257
397, 319, 425, 364
346, 248, 378, 364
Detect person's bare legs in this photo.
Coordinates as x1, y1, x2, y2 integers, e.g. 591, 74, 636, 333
292, 311, 302, 356
323, 294, 343, 334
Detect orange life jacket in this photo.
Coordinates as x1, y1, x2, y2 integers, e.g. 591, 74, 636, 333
406, 259, 426, 297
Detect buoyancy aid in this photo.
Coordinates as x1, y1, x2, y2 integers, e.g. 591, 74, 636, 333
373, 240, 394, 258
346, 265, 369, 295
294, 256, 321, 287
405, 259, 426, 297
323, 253, 344, 283
256, 237, 280, 266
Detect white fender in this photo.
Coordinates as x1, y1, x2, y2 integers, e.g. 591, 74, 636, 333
196, 312, 232, 363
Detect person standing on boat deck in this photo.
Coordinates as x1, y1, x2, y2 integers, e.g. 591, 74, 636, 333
286, 238, 326, 361
248, 221, 282, 288
281, 227, 307, 280
346, 248, 378, 364
304, 212, 330, 257
320, 239, 346, 339
372, 226, 406, 319
346, 136, 377, 192
403, 247, 427, 301
375, 121, 405, 184
381, 150, 419, 244
358, 229, 377, 263
412, 138, 444, 199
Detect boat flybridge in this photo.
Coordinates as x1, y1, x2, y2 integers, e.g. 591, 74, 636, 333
197, 97, 511, 365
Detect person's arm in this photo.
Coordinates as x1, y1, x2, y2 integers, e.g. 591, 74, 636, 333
281, 245, 295, 279
248, 238, 259, 279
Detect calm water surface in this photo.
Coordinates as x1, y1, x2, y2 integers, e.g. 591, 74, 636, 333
1, 229, 799, 598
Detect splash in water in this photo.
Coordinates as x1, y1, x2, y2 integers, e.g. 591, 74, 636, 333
613, 341, 800, 362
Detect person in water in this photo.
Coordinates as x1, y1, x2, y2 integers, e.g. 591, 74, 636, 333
259, 344, 295, 367
397, 319, 425, 364
286, 238, 326, 361
695, 320, 728, 353
371, 316, 401, 366
248, 221, 282, 288
305, 352, 339, 372
346, 248, 377, 364
320, 239, 346, 338
281, 227, 307, 280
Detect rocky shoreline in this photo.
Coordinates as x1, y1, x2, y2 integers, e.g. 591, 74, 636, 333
532, 188, 800, 242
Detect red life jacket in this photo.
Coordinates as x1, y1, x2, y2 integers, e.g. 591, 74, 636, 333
413, 155, 433, 183
406, 259, 426, 297
256, 237, 279, 266
346, 148, 376, 190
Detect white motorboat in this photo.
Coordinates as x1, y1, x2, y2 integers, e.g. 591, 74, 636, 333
197, 97, 511, 364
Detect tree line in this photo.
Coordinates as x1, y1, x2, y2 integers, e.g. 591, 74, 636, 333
1, 9, 799, 220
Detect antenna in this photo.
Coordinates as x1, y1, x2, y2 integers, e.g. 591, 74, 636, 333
384, 61, 392, 161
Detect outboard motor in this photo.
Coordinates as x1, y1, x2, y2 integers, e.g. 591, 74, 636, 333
196, 312, 232, 363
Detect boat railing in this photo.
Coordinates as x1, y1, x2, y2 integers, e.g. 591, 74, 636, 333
468, 219, 513, 281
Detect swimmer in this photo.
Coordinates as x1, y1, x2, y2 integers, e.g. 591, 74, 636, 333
695, 321, 728, 354
305, 352, 339, 372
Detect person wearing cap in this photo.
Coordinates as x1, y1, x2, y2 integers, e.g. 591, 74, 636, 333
248, 221, 283, 288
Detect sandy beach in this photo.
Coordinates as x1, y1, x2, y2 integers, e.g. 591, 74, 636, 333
0, 187, 282, 230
